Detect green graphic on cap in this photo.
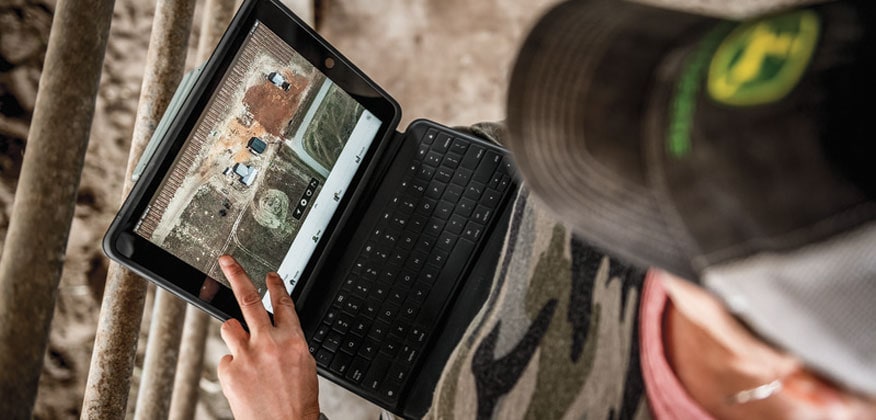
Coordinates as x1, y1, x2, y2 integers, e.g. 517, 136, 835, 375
708, 10, 820, 106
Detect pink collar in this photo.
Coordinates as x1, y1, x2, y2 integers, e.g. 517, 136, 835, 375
640, 270, 715, 420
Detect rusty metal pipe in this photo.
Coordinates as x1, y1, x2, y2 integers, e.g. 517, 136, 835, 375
80, 0, 196, 418
134, 290, 187, 420
0, 0, 116, 417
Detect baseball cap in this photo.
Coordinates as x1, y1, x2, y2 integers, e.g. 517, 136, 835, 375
506, 0, 876, 396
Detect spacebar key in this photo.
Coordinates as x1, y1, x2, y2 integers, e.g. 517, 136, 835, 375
415, 238, 476, 327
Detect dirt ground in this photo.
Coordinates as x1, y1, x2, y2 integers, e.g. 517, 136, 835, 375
0, 0, 559, 418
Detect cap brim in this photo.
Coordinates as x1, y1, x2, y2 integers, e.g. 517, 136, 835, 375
506, 0, 713, 279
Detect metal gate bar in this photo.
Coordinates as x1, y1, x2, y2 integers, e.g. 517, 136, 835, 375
0, 0, 116, 418
81, 1, 196, 418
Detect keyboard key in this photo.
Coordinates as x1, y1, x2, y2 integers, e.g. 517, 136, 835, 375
474, 151, 502, 183
398, 271, 416, 287
407, 215, 427, 233
410, 282, 429, 302
323, 331, 342, 353
423, 129, 437, 145
351, 281, 369, 299
450, 138, 469, 155
390, 322, 409, 340
309, 341, 318, 355
368, 320, 390, 341
387, 287, 406, 306
333, 289, 350, 307
434, 200, 454, 219
497, 175, 511, 192
464, 181, 485, 200
342, 297, 364, 315
363, 356, 393, 397
416, 197, 437, 216
409, 327, 427, 346
420, 266, 439, 285
358, 339, 379, 360
389, 214, 407, 230
456, 197, 476, 217
447, 214, 466, 234
378, 267, 398, 285
472, 205, 492, 224
400, 300, 419, 321
405, 251, 427, 271
427, 248, 450, 268
381, 337, 401, 357
398, 232, 416, 249
316, 348, 334, 368
347, 357, 370, 383
461, 145, 485, 169
380, 381, 402, 404
417, 144, 430, 159
313, 324, 330, 342
387, 364, 409, 383
425, 218, 444, 237
340, 335, 361, 355
350, 318, 369, 337
362, 298, 380, 319
442, 153, 461, 169
388, 251, 406, 267
424, 151, 442, 167
379, 302, 399, 321
433, 133, 453, 153
415, 235, 436, 254
371, 283, 388, 301
410, 180, 427, 196
333, 314, 353, 334
417, 165, 435, 181
436, 231, 457, 251
377, 229, 400, 247
489, 171, 503, 190
481, 188, 501, 208
462, 221, 485, 242
323, 307, 340, 325
434, 166, 453, 183
399, 344, 419, 365
452, 168, 473, 186
426, 180, 446, 199
443, 184, 463, 203
398, 198, 417, 214
330, 351, 352, 375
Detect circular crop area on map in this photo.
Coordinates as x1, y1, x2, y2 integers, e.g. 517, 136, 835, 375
252, 189, 289, 229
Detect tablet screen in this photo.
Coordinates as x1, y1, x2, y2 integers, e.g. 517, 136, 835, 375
134, 20, 380, 307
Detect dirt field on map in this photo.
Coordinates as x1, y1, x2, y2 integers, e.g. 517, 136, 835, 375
140, 24, 335, 293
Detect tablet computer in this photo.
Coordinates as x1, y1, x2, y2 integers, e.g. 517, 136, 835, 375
104, 0, 519, 415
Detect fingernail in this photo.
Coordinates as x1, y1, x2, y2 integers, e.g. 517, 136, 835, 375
219, 255, 234, 267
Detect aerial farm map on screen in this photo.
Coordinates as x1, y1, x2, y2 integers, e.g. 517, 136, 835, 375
136, 21, 380, 296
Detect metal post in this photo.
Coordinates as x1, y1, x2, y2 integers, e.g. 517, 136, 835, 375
168, 2, 238, 419
80, 0, 196, 418
135, 290, 188, 420
168, 308, 212, 420
0, 0, 115, 418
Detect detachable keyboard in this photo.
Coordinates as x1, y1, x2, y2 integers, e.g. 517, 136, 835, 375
307, 125, 514, 406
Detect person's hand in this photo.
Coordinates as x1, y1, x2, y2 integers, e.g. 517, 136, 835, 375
216, 255, 320, 420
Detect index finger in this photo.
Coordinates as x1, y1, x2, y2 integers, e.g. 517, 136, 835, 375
219, 255, 271, 332
266, 272, 303, 334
